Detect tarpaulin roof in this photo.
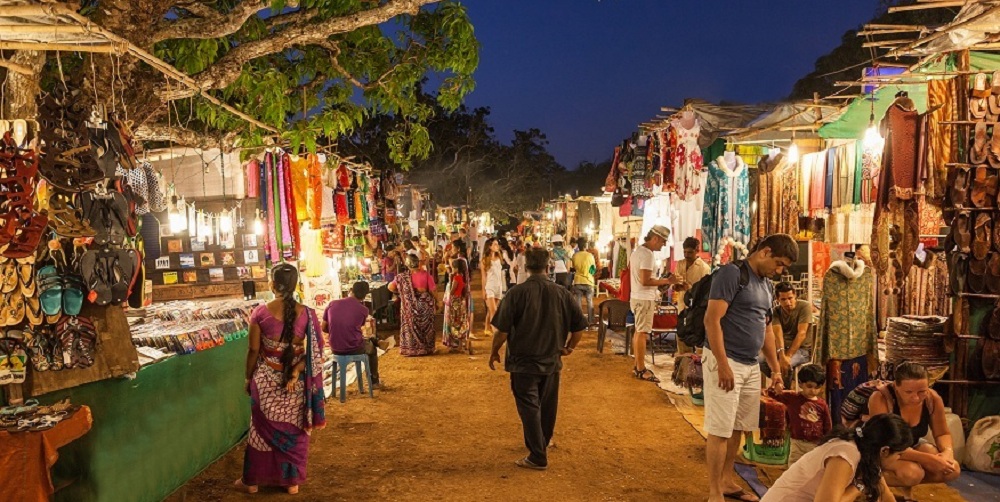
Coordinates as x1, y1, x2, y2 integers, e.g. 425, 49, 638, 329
897, 3, 1000, 56
683, 99, 773, 149
727, 103, 846, 143
819, 52, 1000, 139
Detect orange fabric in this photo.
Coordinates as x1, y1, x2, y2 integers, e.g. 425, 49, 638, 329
0, 406, 93, 502
307, 155, 323, 229
289, 156, 310, 222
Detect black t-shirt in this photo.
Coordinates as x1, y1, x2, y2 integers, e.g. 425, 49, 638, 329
491, 275, 588, 374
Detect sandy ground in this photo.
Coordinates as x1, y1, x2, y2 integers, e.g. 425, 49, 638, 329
167, 275, 717, 501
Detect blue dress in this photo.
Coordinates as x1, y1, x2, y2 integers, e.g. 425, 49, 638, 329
701, 156, 750, 255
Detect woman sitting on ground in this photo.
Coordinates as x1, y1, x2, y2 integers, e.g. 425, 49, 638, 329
865, 362, 960, 500
762, 414, 912, 502
238, 264, 326, 495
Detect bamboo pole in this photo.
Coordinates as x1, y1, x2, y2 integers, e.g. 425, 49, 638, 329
0, 3, 77, 17
888, 4, 1000, 57
857, 29, 926, 35
862, 39, 914, 47
0, 41, 118, 52
888, 1, 967, 13
864, 24, 928, 29
0, 58, 34, 75
0, 24, 87, 34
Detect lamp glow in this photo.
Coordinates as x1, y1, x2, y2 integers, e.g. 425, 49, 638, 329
863, 124, 884, 150
787, 143, 799, 164
219, 214, 233, 233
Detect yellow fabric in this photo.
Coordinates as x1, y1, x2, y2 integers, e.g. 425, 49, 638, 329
289, 156, 310, 222
572, 250, 596, 286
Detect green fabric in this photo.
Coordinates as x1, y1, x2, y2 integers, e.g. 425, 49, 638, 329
42, 338, 249, 502
853, 141, 863, 205
702, 138, 726, 167
957, 301, 1000, 422
820, 52, 1000, 140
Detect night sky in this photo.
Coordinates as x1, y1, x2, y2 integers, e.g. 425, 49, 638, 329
460, 0, 881, 168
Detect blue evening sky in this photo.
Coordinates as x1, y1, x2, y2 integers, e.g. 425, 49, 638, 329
460, 0, 881, 167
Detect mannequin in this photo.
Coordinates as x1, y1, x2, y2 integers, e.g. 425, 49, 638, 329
11, 119, 28, 148
723, 150, 737, 167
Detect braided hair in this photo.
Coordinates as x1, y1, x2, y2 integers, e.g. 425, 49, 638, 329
270, 263, 301, 386
818, 413, 912, 501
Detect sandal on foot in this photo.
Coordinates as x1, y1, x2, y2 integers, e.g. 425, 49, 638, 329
634, 367, 660, 383
724, 489, 760, 502
233, 479, 258, 494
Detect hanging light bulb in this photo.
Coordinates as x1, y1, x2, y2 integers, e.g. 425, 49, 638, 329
169, 195, 187, 233
253, 210, 264, 236
863, 113, 884, 151
219, 213, 233, 233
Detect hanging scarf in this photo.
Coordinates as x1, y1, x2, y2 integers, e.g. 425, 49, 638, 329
265, 152, 279, 262
282, 153, 301, 258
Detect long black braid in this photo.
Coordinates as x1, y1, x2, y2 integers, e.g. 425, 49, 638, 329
271, 263, 300, 386
818, 414, 912, 501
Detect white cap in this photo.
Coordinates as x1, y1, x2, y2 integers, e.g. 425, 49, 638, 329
551, 234, 564, 243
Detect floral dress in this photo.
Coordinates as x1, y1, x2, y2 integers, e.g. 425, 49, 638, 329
701, 155, 750, 255
672, 118, 704, 200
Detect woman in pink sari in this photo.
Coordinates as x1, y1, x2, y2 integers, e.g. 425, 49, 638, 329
389, 254, 438, 356
236, 264, 326, 494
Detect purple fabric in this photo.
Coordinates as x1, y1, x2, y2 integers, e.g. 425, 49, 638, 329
278, 154, 293, 252
323, 298, 369, 354
243, 304, 326, 487
265, 153, 279, 262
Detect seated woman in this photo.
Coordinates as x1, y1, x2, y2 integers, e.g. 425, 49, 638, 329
866, 363, 960, 500
762, 414, 912, 502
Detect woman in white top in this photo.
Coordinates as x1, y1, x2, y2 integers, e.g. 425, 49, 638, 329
481, 238, 505, 333
762, 413, 913, 502
513, 246, 529, 285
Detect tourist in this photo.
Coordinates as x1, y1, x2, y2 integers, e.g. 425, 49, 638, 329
322, 281, 381, 388
498, 236, 516, 290
865, 362, 961, 498
443, 258, 473, 354
703, 233, 796, 502
571, 238, 596, 325
761, 413, 913, 502
481, 238, 505, 334
628, 225, 675, 383
550, 234, 573, 289
489, 247, 588, 470
767, 282, 813, 381
238, 264, 325, 495
514, 244, 530, 285
765, 363, 831, 464
388, 254, 438, 356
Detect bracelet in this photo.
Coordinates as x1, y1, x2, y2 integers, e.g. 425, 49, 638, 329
776, 348, 784, 353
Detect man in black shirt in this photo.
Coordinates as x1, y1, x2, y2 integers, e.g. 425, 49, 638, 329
490, 248, 588, 471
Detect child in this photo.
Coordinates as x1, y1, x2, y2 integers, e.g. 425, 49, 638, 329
767, 363, 832, 465
443, 259, 472, 354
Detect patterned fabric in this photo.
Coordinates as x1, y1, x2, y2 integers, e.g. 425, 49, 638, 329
817, 262, 877, 362
860, 144, 882, 205
881, 100, 921, 200
778, 160, 800, 237
925, 78, 956, 201
902, 252, 949, 317
825, 355, 870, 426
396, 271, 436, 356
751, 153, 789, 244
442, 276, 471, 350
672, 119, 703, 200
701, 155, 750, 255
243, 306, 326, 487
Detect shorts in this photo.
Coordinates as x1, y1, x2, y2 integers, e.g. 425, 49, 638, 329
702, 350, 761, 438
630, 299, 655, 334
788, 438, 817, 465
486, 283, 503, 299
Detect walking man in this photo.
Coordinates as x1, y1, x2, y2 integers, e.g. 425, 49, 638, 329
629, 225, 676, 383
571, 239, 596, 326
703, 234, 796, 502
322, 281, 382, 388
489, 248, 587, 471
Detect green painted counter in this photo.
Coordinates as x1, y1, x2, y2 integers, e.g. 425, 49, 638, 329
41, 337, 249, 502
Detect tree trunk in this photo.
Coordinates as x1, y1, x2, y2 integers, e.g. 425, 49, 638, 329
2, 50, 45, 118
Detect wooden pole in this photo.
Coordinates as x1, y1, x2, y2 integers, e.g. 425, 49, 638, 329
0, 58, 34, 75
889, 4, 1000, 57
888, 1, 968, 13
0, 41, 117, 52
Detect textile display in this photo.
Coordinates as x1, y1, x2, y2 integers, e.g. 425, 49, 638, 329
816, 259, 877, 363
0, 406, 92, 502
825, 354, 871, 443
901, 250, 948, 317
701, 155, 749, 255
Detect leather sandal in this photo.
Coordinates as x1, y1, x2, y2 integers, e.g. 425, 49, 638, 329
1, 213, 49, 259
952, 212, 972, 254
950, 253, 969, 294
989, 254, 1000, 294
991, 127, 1000, 169
970, 257, 989, 293
974, 213, 993, 260
971, 73, 990, 119
971, 122, 989, 164
972, 166, 999, 207
948, 167, 971, 208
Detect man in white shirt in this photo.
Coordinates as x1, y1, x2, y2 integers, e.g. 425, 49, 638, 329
629, 225, 676, 382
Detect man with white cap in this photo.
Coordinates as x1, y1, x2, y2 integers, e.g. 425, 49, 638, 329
549, 234, 573, 290
628, 225, 676, 382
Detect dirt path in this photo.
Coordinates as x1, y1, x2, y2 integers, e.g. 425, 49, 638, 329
169, 274, 717, 501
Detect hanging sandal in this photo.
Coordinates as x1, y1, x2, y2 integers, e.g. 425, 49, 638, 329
972, 165, 999, 207
971, 122, 990, 164
634, 367, 660, 383
974, 213, 993, 260
969, 257, 989, 294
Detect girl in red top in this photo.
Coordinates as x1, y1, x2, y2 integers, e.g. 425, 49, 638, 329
443, 258, 472, 354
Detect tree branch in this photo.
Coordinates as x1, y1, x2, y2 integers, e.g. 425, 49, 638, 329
152, 1, 269, 44
134, 123, 241, 151
190, 0, 440, 92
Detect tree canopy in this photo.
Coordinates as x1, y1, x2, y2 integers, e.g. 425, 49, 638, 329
2, 0, 479, 164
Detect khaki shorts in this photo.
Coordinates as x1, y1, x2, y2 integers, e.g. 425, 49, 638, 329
788, 438, 817, 465
630, 299, 656, 333
702, 351, 761, 438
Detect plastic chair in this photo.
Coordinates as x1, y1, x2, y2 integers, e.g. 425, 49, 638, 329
597, 299, 632, 353
332, 353, 374, 403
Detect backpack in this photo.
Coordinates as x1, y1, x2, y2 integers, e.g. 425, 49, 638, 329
840, 380, 935, 425
677, 261, 749, 349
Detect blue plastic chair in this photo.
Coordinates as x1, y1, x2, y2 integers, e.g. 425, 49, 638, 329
332, 353, 374, 403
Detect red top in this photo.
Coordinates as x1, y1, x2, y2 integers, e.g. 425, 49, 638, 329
451, 273, 465, 297
769, 390, 832, 442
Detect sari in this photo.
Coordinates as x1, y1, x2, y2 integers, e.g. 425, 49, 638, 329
243, 305, 326, 487
397, 271, 436, 356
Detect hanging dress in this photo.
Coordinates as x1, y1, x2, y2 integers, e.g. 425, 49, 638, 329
701, 155, 750, 255
672, 117, 703, 200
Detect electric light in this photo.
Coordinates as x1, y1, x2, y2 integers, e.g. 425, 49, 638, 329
787, 143, 799, 164
863, 123, 884, 151
219, 214, 233, 233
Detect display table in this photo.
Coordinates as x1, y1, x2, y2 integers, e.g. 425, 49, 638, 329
39, 338, 249, 502
0, 406, 93, 502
